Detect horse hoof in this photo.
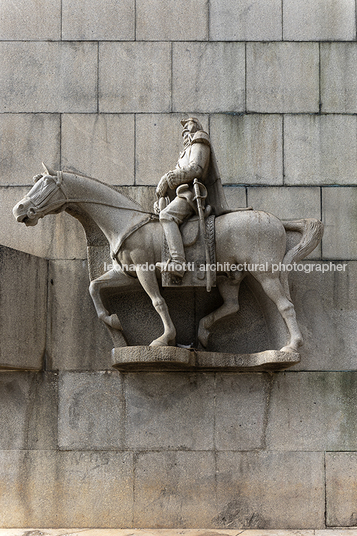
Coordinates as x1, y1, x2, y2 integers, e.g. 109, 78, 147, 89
106, 314, 122, 330
150, 336, 176, 348
280, 345, 299, 354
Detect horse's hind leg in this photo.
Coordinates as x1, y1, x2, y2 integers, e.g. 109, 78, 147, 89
198, 272, 245, 348
252, 271, 303, 353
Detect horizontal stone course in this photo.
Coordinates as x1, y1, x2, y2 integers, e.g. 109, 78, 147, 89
62, 0, 135, 40
172, 43, 245, 113
211, 114, 283, 185
210, 0, 282, 41
321, 43, 357, 113
246, 43, 319, 113
136, 0, 208, 41
61, 114, 135, 185
284, 115, 357, 185
0, 42, 97, 113
283, 0, 356, 41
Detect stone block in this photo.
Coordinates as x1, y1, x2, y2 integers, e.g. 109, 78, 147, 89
0, 246, 47, 371
0, 450, 133, 527
222, 186, 247, 210
3, 186, 87, 259
0, 372, 57, 449
0, 0, 61, 40
322, 187, 357, 259
215, 374, 271, 450
284, 115, 357, 185
117, 185, 157, 213
172, 43, 245, 113
133, 451, 216, 528
62, 0, 135, 40
266, 372, 357, 450
135, 114, 208, 186
326, 452, 357, 527
210, 114, 283, 185
0, 114, 60, 186
58, 371, 124, 449
0, 42, 97, 113
47, 260, 113, 371
124, 373, 214, 450
215, 451, 325, 528
210, 0, 282, 41
321, 43, 357, 113
136, 0, 208, 40
61, 114, 135, 185
246, 43, 319, 113
99, 43, 171, 113
289, 261, 357, 371
283, 0, 356, 41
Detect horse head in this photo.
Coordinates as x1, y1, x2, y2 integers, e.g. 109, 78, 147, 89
13, 163, 67, 226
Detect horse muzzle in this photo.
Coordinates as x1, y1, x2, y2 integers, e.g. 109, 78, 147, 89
13, 198, 40, 226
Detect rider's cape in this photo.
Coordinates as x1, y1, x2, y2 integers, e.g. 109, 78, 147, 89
191, 130, 230, 216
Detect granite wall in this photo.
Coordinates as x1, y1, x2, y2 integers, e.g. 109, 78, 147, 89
1, 0, 357, 529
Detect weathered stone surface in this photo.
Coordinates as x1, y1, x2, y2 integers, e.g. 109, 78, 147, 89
2, 187, 87, 259
172, 43, 245, 113
133, 451, 217, 527
0, 0, 61, 40
62, 0, 135, 40
284, 115, 357, 185
0, 246, 47, 371
210, 0, 282, 41
222, 186, 247, 210
0, 114, 60, 186
211, 114, 283, 185
0, 42, 97, 113
0, 450, 133, 527
246, 43, 319, 113
58, 371, 124, 449
99, 43, 171, 113
124, 373, 214, 450
215, 374, 271, 450
135, 114, 208, 186
215, 452, 325, 528
61, 114, 135, 185
283, 0, 356, 41
321, 43, 357, 113
326, 452, 357, 526
47, 260, 113, 371
0, 372, 57, 449
290, 261, 357, 371
266, 372, 357, 451
322, 187, 357, 259
136, 0, 208, 41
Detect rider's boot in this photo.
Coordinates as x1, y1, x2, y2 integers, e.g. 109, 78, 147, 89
156, 220, 186, 278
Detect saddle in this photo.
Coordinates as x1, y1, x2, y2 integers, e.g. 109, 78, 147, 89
161, 213, 216, 288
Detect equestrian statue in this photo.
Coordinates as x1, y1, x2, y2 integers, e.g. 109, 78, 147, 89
13, 118, 323, 357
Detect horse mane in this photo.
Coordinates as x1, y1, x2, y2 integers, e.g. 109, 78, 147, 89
63, 169, 148, 213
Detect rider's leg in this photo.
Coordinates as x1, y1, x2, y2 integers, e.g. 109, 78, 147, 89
156, 195, 193, 278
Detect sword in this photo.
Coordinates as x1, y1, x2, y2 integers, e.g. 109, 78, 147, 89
193, 178, 212, 292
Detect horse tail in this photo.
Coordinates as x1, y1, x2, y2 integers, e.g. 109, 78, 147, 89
281, 218, 324, 299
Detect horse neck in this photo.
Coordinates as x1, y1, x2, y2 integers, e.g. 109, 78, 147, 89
62, 172, 148, 247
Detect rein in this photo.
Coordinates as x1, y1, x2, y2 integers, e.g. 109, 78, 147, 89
32, 171, 156, 217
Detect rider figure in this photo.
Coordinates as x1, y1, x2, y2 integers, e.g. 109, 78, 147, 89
155, 117, 230, 278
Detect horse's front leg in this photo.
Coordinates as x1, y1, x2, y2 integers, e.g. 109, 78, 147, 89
89, 267, 133, 330
135, 266, 176, 347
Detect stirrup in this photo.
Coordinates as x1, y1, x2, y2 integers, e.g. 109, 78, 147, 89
156, 259, 186, 279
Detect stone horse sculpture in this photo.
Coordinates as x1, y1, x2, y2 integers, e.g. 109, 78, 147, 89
13, 165, 323, 354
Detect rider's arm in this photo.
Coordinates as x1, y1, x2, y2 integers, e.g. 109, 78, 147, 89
165, 142, 210, 190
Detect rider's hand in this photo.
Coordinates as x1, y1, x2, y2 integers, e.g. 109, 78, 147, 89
156, 174, 168, 197
153, 200, 161, 214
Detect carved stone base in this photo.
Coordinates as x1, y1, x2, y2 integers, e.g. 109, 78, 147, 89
112, 346, 300, 372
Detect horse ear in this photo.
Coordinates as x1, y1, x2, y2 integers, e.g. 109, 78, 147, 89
42, 162, 56, 176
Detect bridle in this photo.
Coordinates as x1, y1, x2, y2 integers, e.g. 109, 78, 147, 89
28, 171, 154, 217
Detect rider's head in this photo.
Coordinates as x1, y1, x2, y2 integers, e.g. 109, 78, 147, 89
181, 117, 202, 146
